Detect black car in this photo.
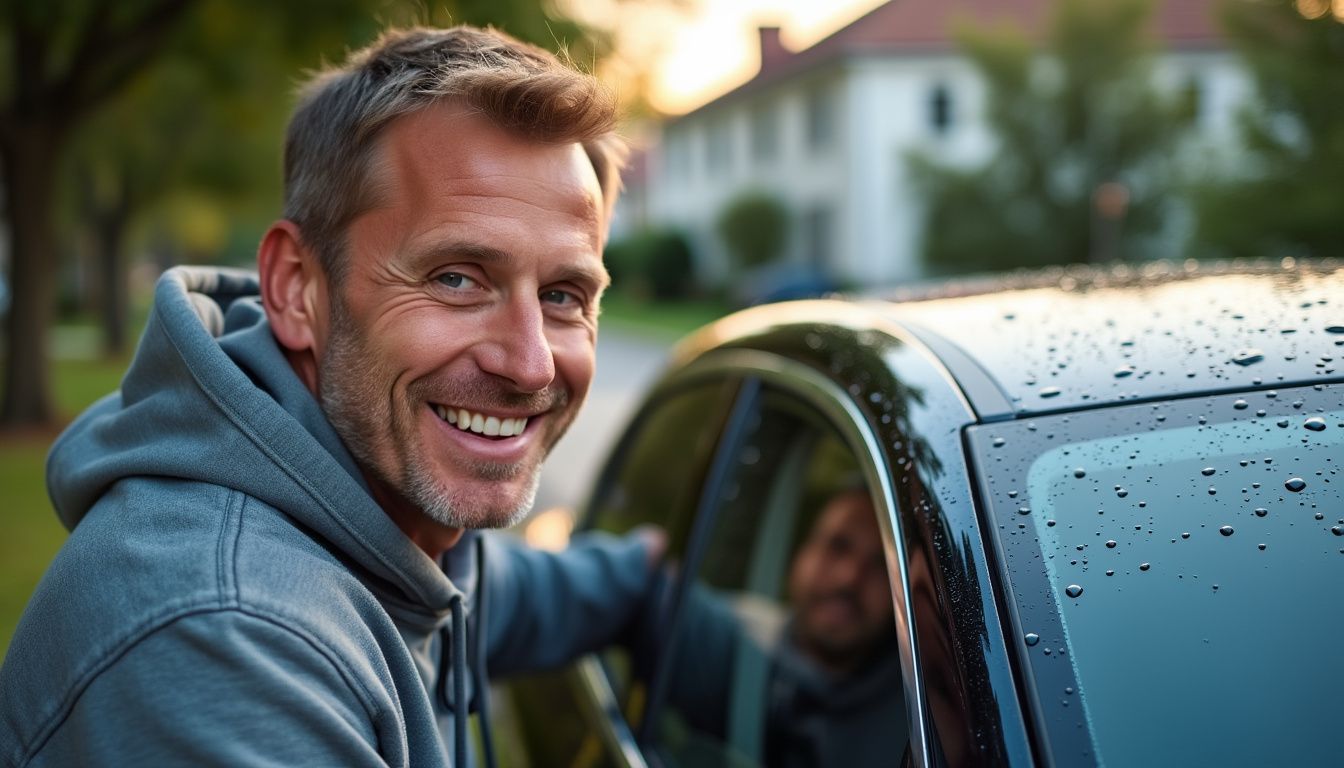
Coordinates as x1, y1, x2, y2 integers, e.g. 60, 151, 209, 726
507, 260, 1344, 768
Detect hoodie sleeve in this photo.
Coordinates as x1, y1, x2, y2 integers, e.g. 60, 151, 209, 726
482, 530, 655, 677
21, 610, 392, 767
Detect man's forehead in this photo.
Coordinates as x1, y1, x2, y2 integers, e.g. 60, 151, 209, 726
377, 102, 604, 218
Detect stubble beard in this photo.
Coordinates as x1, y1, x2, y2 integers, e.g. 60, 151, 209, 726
318, 297, 563, 530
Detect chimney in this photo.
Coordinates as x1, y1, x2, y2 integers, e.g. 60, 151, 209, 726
757, 26, 788, 71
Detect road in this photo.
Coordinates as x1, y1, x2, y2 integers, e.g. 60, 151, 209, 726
531, 328, 674, 516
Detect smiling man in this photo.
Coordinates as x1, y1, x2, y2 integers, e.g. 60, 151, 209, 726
0, 27, 658, 768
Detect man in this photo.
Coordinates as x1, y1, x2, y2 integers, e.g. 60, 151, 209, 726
0, 26, 658, 767
667, 486, 908, 766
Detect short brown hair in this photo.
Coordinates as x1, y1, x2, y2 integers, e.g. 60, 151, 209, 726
283, 25, 625, 281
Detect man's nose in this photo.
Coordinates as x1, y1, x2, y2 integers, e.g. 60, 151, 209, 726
477, 297, 556, 392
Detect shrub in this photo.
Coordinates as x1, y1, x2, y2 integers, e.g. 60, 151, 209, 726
716, 191, 789, 271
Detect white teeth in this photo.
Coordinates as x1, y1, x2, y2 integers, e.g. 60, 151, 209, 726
434, 405, 531, 437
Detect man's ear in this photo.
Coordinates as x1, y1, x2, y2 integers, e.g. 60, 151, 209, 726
257, 220, 327, 356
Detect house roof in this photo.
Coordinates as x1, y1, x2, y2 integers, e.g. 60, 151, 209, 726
677, 0, 1225, 119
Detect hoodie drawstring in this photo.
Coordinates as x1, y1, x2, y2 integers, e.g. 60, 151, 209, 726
471, 535, 497, 768
434, 537, 497, 768
436, 597, 469, 768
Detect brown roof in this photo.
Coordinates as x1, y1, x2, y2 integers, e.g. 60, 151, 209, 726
682, 0, 1224, 117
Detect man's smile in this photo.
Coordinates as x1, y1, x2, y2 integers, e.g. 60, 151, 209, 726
431, 403, 533, 438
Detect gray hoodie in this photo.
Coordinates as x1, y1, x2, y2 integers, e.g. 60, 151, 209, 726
0, 267, 652, 767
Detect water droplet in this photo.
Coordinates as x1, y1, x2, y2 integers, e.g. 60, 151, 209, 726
1018, 506, 1031, 515
1316, 512, 1325, 520
1074, 467, 1087, 478
1139, 562, 1151, 571
1231, 349, 1265, 366
1258, 543, 1267, 550
1105, 540, 1117, 548
1065, 584, 1084, 598
993, 436, 1006, 447
1208, 487, 1217, 495
1304, 417, 1327, 432
1220, 525, 1235, 536
1285, 477, 1307, 492
1040, 386, 1062, 398
1025, 633, 1040, 646
1326, 325, 1344, 334
1332, 526, 1344, 537
1046, 519, 1057, 527
1114, 366, 1135, 378
1105, 569, 1115, 576
1201, 467, 1216, 476
1116, 488, 1129, 498
1233, 399, 1249, 410
1277, 419, 1290, 428
1254, 508, 1268, 517
1181, 532, 1191, 539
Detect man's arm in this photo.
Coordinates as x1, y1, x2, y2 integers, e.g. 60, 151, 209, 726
19, 610, 393, 767
482, 529, 660, 677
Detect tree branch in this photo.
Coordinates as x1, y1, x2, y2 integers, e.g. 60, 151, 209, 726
54, 0, 195, 127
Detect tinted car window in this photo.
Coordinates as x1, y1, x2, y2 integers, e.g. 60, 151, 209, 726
588, 379, 741, 718
970, 384, 1343, 766
654, 388, 908, 768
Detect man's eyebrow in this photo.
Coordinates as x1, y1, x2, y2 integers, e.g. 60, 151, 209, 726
409, 240, 514, 267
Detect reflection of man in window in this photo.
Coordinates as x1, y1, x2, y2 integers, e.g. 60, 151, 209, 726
663, 487, 907, 767
764, 488, 906, 767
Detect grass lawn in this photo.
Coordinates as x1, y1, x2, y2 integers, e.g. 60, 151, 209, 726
1, 348, 131, 656
598, 292, 733, 342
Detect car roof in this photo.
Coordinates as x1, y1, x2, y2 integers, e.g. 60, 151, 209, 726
878, 259, 1344, 420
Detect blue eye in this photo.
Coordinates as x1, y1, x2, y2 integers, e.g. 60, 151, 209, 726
542, 289, 577, 306
436, 273, 476, 290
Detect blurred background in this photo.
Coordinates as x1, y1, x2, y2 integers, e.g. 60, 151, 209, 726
2, 0, 1342, 656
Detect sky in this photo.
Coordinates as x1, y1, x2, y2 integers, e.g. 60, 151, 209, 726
568, 0, 887, 115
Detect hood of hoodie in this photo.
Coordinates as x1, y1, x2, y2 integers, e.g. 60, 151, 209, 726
47, 266, 468, 627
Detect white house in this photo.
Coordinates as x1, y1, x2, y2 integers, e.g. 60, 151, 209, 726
636, 0, 1251, 287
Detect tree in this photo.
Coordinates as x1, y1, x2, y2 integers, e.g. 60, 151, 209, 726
1, 0, 195, 426
716, 191, 789, 271
909, 0, 1193, 275
0, 0, 610, 428
1191, 0, 1344, 259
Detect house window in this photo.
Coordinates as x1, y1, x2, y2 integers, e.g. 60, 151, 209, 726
1183, 76, 1204, 124
707, 118, 733, 177
929, 84, 953, 135
805, 86, 835, 152
802, 205, 834, 268
751, 102, 779, 165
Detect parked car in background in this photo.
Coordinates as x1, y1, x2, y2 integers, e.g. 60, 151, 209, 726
507, 259, 1344, 768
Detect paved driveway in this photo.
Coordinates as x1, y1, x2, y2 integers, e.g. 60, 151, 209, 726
532, 328, 673, 514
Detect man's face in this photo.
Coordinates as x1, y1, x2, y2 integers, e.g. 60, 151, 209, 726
788, 490, 895, 671
316, 104, 607, 531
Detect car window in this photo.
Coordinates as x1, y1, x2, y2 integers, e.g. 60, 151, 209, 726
587, 379, 742, 719
651, 386, 909, 768
970, 383, 1344, 767
508, 379, 741, 766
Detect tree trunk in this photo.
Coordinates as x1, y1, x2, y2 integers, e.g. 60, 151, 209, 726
1, 120, 61, 427
97, 196, 131, 357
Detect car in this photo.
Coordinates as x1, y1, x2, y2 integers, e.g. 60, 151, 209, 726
504, 259, 1344, 768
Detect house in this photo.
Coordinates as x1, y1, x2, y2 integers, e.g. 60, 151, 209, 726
637, 0, 1250, 287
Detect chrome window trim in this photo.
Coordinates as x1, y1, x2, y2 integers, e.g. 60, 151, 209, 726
652, 347, 931, 768
569, 654, 649, 768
